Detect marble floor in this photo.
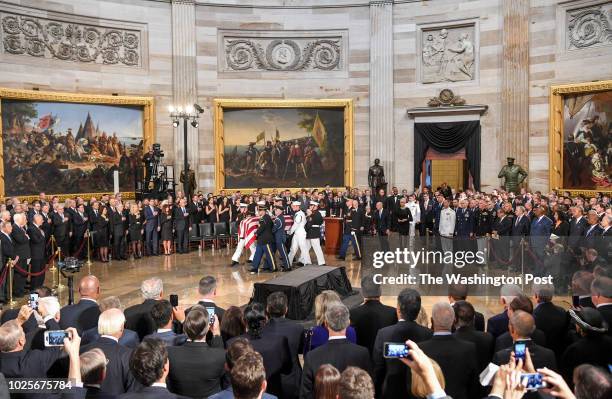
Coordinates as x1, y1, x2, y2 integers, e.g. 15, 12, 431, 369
8, 245, 572, 322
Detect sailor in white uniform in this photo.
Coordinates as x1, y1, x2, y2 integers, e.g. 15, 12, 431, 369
230, 203, 256, 266
287, 201, 311, 266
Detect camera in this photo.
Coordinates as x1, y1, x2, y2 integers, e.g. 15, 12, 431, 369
383, 342, 411, 359
205, 306, 216, 326
44, 330, 71, 347
29, 293, 39, 310
521, 373, 547, 390
58, 257, 83, 274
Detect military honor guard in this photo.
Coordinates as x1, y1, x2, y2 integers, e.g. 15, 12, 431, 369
249, 201, 276, 274
337, 199, 363, 261
305, 201, 326, 266
288, 201, 311, 266
272, 206, 291, 271
454, 199, 476, 251
231, 203, 256, 266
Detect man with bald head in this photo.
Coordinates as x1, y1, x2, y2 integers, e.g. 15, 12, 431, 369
60, 275, 101, 333
492, 310, 557, 370
28, 214, 47, 290
11, 212, 30, 297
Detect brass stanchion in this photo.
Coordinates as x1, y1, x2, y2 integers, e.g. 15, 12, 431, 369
49, 236, 57, 288
56, 246, 65, 290
86, 231, 92, 275
7, 258, 17, 308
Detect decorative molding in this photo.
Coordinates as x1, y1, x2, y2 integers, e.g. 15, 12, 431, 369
566, 3, 612, 50
551, 80, 612, 95
407, 105, 488, 118
427, 89, 466, 107
416, 20, 478, 84
219, 30, 346, 73
0, 7, 144, 68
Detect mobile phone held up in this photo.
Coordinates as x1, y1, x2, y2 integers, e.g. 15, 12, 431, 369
170, 294, 179, 308
44, 330, 71, 347
29, 292, 39, 310
383, 342, 411, 359
205, 306, 215, 326
514, 340, 527, 363
521, 373, 547, 390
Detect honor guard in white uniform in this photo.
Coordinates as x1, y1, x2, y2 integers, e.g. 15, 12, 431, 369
305, 201, 326, 265
230, 203, 255, 266
406, 195, 421, 237
288, 201, 311, 266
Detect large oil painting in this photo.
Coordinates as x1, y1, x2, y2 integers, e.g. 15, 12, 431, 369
0, 89, 154, 198
550, 81, 612, 194
214, 99, 353, 191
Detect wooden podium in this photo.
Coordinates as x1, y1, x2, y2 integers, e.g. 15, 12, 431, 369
324, 217, 343, 254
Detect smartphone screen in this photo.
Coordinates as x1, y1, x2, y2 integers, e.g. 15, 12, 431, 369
205, 306, 215, 325
521, 373, 547, 390
169, 294, 179, 307
44, 330, 69, 347
383, 342, 411, 359
514, 341, 527, 362
29, 293, 39, 310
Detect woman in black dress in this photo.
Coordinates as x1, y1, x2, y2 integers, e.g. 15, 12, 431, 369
160, 204, 174, 255
395, 197, 413, 248
94, 206, 110, 262
218, 197, 231, 224
205, 198, 217, 223
128, 203, 144, 259
552, 210, 570, 248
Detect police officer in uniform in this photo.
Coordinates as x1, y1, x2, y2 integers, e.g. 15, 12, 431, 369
306, 201, 326, 266
249, 202, 276, 274
337, 199, 363, 261
272, 206, 291, 271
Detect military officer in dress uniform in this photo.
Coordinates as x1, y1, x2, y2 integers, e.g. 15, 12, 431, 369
454, 199, 476, 252
249, 202, 276, 274
475, 200, 493, 263
305, 201, 326, 266
230, 203, 255, 266
337, 199, 363, 261
288, 201, 311, 266
272, 206, 291, 271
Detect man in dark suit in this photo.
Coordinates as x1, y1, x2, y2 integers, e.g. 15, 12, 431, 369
487, 283, 522, 339
492, 209, 512, 265
144, 299, 186, 346
121, 338, 185, 399
591, 277, 612, 335
51, 205, 71, 256
188, 276, 226, 322
532, 284, 569, 356
80, 309, 138, 395
447, 284, 485, 332
583, 211, 603, 250
172, 198, 191, 254
74, 347, 118, 399
300, 302, 371, 399
11, 213, 31, 297
60, 275, 101, 333
419, 302, 478, 399
350, 274, 397, 355
372, 288, 432, 399
419, 193, 435, 236
71, 204, 89, 259
144, 199, 160, 257
80, 296, 140, 349
492, 310, 557, 370
568, 206, 587, 253
0, 221, 16, 302
373, 201, 391, 252
494, 294, 548, 351
453, 300, 494, 373
263, 292, 304, 399
124, 278, 164, 341
27, 214, 47, 291
167, 306, 225, 398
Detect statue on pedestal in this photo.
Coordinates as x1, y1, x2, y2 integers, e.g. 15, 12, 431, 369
180, 163, 197, 199
368, 158, 387, 193
498, 157, 528, 193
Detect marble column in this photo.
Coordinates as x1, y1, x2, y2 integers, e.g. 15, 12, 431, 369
369, 0, 395, 188
501, 0, 529, 171
171, 0, 199, 186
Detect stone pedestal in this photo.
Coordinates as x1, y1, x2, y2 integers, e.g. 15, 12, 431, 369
171, 0, 199, 185
369, 0, 395, 189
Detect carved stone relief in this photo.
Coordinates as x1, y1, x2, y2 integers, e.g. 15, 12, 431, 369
566, 3, 612, 50
221, 31, 345, 72
0, 12, 142, 67
420, 24, 476, 84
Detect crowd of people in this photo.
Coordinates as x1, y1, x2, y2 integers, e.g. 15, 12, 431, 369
0, 273, 610, 399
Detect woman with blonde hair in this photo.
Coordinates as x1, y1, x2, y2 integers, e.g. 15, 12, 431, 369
303, 290, 357, 354
411, 356, 445, 398
128, 203, 143, 259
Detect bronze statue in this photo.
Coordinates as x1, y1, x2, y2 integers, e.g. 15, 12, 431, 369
368, 158, 387, 192
498, 157, 528, 193
180, 163, 197, 198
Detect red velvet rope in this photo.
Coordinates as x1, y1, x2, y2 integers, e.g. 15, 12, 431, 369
12, 251, 58, 277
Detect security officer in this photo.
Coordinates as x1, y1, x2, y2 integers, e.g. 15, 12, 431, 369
455, 199, 476, 252
337, 199, 363, 261
249, 202, 276, 274
306, 201, 326, 265
475, 199, 493, 262
272, 206, 291, 271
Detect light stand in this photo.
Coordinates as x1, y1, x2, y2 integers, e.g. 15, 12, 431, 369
168, 104, 203, 195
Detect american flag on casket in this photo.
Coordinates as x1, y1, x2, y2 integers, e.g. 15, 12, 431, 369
241, 215, 294, 249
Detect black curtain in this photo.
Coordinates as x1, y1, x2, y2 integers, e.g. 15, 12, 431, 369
414, 120, 481, 190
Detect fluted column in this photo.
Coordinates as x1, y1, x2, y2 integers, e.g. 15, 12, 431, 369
501, 0, 529, 171
369, 0, 395, 187
171, 0, 198, 182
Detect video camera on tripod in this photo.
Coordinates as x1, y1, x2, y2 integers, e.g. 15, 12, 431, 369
152, 143, 164, 162
58, 257, 84, 305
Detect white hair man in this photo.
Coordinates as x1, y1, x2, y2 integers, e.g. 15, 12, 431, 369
124, 277, 164, 340
11, 212, 31, 297
487, 284, 523, 338
80, 308, 137, 395
288, 201, 311, 266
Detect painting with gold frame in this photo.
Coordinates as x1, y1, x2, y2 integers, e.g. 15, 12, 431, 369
214, 99, 353, 192
0, 88, 154, 200
549, 80, 612, 195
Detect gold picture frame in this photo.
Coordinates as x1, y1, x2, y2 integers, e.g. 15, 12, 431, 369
0, 88, 155, 201
549, 80, 612, 196
213, 98, 354, 193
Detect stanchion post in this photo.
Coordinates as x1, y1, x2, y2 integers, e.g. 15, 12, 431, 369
7, 259, 17, 308
86, 231, 92, 275
56, 246, 65, 290
49, 236, 57, 288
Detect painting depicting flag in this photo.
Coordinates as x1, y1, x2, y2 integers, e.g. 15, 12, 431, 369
311, 113, 328, 154
275, 128, 280, 140
256, 130, 265, 143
